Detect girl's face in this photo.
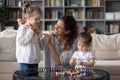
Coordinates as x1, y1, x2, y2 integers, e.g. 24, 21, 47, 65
77, 39, 90, 52
28, 11, 42, 26
53, 20, 68, 36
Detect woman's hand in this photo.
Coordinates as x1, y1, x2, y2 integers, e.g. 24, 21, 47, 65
43, 34, 52, 44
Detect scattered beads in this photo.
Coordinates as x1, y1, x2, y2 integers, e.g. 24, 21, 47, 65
55, 69, 80, 77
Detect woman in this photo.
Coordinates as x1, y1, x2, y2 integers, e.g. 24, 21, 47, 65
41, 16, 79, 67
18, 16, 79, 67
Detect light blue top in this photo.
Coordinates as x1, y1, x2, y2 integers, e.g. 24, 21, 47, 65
39, 35, 77, 67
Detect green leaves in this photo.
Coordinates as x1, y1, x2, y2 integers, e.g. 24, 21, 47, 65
0, 6, 8, 30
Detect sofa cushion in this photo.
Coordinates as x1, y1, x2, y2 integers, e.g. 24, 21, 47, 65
95, 51, 119, 60
0, 30, 17, 37
0, 30, 17, 61
92, 34, 118, 51
92, 34, 120, 60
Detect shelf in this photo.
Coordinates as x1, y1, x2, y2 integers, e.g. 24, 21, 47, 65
85, 6, 105, 8
106, 20, 120, 21
45, 19, 58, 22
86, 19, 105, 21
24, 0, 42, 1
106, 0, 120, 2
76, 19, 84, 21
65, 6, 84, 8
2, 0, 120, 34
45, 6, 63, 8
7, 6, 21, 9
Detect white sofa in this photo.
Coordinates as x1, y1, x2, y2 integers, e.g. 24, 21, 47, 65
0, 30, 120, 80
92, 34, 120, 80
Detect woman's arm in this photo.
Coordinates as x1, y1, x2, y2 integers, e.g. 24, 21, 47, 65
48, 42, 61, 65
44, 34, 61, 65
69, 57, 76, 66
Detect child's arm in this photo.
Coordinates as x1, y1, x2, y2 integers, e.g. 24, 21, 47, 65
17, 18, 41, 34
81, 50, 95, 67
82, 58, 95, 67
69, 57, 76, 66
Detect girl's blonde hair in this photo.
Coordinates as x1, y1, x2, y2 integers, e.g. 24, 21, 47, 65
22, 2, 42, 16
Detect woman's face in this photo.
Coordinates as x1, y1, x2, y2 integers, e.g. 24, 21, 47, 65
53, 20, 67, 36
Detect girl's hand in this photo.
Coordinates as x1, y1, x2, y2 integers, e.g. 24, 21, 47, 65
75, 59, 83, 65
34, 27, 41, 34
29, 23, 41, 34
17, 18, 25, 26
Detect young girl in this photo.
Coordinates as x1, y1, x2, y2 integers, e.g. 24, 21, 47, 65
69, 32, 95, 68
16, 2, 42, 76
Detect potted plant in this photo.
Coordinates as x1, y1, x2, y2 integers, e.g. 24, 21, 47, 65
0, 5, 8, 31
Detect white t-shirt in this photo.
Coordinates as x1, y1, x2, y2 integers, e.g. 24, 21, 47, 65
72, 50, 95, 68
16, 25, 41, 64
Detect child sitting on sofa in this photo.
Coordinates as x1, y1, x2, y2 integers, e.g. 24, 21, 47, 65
69, 31, 95, 69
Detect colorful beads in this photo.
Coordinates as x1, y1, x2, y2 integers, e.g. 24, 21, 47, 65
55, 69, 80, 77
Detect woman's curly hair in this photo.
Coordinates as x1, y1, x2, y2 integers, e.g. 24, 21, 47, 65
60, 16, 79, 50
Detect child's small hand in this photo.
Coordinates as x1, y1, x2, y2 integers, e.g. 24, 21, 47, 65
34, 27, 41, 34
29, 26, 40, 34
75, 59, 83, 65
17, 18, 25, 26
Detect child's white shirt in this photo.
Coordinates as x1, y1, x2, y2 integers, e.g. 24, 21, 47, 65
72, 50, 95, 68
16, 25, 41, 64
